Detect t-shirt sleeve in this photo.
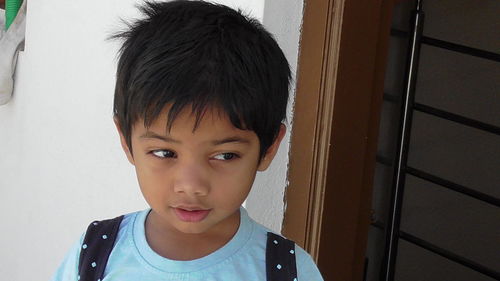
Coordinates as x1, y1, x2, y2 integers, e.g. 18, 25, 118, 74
295, 245, 324, 281
50, 233, 84, 281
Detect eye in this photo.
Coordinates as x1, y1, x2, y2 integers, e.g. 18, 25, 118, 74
151, 149, 176, 159
212, 152, 239, 161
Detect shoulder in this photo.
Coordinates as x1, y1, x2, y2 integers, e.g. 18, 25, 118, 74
244, 212, 324, 281
293, 244, 324, 281
79, 210, 138, 247
89, 210, 141, 231
265, 231, 323, 281
81, 209, 145, 241
50, 210, 146, 281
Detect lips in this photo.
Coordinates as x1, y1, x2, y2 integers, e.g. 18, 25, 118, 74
173, 207, 211, 222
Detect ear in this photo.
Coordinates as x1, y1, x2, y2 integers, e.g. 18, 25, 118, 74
114, 118, 135, 165
257, 124, 286, 171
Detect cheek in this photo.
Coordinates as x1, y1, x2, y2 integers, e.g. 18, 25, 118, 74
134, 151, 170, 176
134, 159, 171, 196
212, 163, 256, 195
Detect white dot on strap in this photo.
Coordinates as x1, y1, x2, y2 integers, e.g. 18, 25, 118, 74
102, 234, 108, 239
82, 244, 87, 249
290, 249, 295, 254
273, 240, 278, 245
277, 264, 282, 270
91, 262, 97, 268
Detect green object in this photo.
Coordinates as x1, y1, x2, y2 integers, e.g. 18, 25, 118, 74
5, 0, 22, 30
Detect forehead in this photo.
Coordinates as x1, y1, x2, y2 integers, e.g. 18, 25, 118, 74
132, 105, 254, 140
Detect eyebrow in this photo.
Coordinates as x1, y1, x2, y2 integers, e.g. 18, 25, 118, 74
211, 137, 250, 146
139, 131, 250, 146
139, 131, 181, 143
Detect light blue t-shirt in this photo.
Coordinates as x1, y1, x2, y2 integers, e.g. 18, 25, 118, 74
51, 207, 323, 280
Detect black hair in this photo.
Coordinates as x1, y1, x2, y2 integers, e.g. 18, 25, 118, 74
111, 0, 291, 158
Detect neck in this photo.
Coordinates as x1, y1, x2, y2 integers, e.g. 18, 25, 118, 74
144, 210, 240, 260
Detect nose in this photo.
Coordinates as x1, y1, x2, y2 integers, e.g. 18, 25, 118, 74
172, 160, 210, 197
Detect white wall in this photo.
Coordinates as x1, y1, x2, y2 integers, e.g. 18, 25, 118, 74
0, 0, 303, 280
245, 0, 304, 233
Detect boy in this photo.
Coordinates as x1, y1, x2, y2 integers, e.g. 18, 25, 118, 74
51, 1, 323, 280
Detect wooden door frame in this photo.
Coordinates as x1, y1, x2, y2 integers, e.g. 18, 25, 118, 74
282, 0, 395, 280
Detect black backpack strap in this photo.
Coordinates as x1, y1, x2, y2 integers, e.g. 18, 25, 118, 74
266, 232, 298, 281
77, 215, 124, 281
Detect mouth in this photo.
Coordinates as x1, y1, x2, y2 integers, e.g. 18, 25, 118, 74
172, 206, 211, 222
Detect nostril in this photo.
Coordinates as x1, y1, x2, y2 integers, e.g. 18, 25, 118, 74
173, 180, 210, 196
172, 163, 210, 195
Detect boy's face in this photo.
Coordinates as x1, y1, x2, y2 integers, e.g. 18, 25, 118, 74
115, 106, 285, 237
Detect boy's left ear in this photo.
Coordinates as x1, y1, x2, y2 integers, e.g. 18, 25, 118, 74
257, 124, 287, 171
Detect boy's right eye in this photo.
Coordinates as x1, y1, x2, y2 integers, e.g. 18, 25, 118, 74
151, 150, 176, 158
